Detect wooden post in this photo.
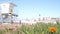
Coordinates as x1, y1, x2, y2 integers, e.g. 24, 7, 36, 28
11, 16, 14, 24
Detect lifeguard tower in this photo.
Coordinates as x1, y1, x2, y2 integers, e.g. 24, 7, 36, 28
0, 2, 18, 23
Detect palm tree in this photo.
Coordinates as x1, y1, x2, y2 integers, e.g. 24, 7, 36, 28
38, 14, 41, 21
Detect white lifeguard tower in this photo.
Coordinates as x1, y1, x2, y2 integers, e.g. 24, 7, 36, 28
0, 2, 18, 23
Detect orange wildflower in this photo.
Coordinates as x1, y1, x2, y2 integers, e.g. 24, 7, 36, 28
49, 27, 56, 32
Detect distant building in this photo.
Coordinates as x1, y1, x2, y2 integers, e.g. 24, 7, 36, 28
20, 17, 60, 24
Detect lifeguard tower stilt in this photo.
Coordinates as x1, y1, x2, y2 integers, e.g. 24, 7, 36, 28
0, 3, 18, 24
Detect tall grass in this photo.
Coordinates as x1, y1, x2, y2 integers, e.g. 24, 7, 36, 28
0, 22, 60, 34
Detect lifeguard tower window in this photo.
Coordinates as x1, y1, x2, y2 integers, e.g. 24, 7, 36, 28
0, 5, 1, 10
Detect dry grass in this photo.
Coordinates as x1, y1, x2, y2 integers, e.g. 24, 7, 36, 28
0, 22, 60, 34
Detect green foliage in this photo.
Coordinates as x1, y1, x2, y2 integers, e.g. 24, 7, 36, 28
56, 21, 60, 24
0, 22, 60, 34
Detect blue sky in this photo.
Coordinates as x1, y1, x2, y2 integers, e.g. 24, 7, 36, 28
0, 0, 60, 19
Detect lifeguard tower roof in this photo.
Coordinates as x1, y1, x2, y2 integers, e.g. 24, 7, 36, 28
0, 2, 16, 13
0, 2, 16, 6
